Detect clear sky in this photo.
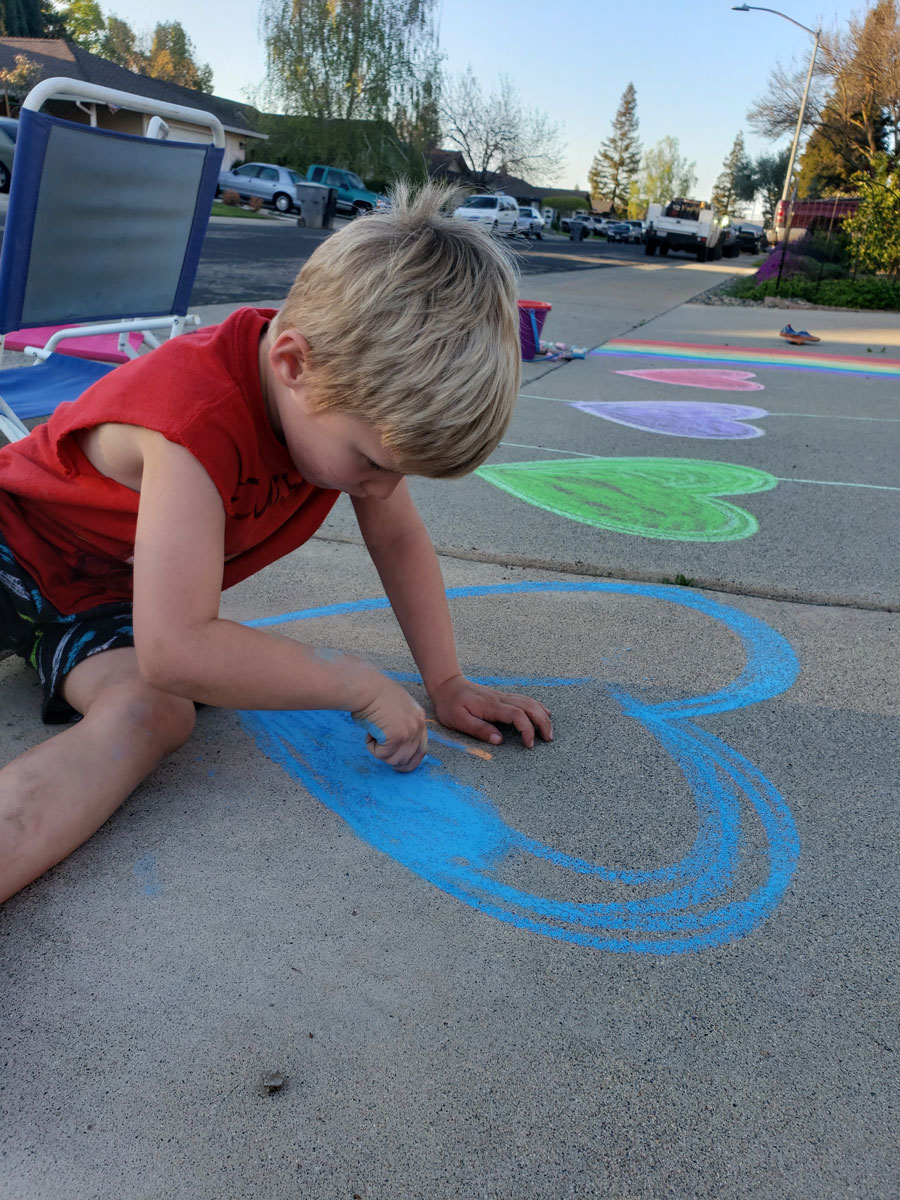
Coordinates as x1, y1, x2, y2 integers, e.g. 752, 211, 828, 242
98, 0, 868, 210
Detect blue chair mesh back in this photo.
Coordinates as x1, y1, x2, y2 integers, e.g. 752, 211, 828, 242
0, 109, 223, 333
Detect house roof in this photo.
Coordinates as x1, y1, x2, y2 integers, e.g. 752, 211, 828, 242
424, 149, 592, 205
425, 148, 471, 178
0, 38, 265, 138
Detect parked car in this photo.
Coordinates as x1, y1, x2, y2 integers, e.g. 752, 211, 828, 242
305, 164, 388, 216
217, 161, 304, 212
518, 205, 544, 239
0, 117, 18, 193
718, 221, 742, 258
625, 220, 645, 243
606, 222, 634, 243
735, 225, 763, 254
561, 213, 595, 236
452, 193, 519, 236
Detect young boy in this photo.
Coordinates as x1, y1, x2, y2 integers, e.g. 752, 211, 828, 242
0, 183, 552, 903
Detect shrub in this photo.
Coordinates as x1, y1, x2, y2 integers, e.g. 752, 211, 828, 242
843, 154, 900, 278
754, 247, 810, 283
755, 234, 851, 286
249, 196, 264, 211
221, 189, 240, 207
725, 273, 900, 310
543, 195, 584, 216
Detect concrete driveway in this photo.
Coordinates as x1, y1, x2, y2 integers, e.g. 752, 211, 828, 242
1, 255, 898, 1200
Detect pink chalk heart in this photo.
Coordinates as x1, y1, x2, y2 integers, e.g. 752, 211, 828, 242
616, 368, 765, 392
572, 400, 768, 439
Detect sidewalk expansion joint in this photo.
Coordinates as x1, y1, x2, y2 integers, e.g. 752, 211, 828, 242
312, 532, 898, 614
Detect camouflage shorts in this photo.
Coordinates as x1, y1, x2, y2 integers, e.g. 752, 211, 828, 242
0, 533, 134, 724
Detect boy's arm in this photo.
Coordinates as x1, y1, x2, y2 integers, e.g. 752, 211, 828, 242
131, 430, 427, 770
352, 484, 552, 748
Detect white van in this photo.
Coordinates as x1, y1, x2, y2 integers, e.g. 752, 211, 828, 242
452, 193, 519, 236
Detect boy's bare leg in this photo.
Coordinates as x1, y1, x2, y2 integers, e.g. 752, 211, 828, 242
0, 647, 196, 903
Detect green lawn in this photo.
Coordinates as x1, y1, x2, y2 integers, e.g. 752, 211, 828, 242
210, 202, 273, 219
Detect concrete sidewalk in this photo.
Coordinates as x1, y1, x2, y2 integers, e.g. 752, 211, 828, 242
1, 259, 898, 1200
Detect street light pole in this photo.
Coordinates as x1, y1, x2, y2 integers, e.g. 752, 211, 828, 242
732, 4, 820, 200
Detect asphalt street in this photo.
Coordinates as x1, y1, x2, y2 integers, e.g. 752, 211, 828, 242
187, 217, 637, 305
1, 245, 898, 1199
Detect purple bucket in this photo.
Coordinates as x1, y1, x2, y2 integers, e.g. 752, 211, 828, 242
518, 300, 552, 360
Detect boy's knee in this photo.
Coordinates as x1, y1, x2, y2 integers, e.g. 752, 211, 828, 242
97, 682, 196, 754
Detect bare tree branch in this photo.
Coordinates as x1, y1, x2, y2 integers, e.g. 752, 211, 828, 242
440, 67, 565, 187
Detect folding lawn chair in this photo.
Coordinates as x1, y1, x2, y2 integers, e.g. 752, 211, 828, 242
0, 77, 225, 443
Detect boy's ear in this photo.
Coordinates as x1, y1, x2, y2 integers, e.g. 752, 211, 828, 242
268, 329, 311, 389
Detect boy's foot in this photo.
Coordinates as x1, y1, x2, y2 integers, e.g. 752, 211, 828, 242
779, 324, 820, 344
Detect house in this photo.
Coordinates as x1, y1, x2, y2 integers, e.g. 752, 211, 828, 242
425, 148, 472, 183
424, 149, 592, 212
0, 38, 266, 164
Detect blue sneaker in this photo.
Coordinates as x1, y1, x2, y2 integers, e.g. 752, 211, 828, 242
780, 324, 820, 344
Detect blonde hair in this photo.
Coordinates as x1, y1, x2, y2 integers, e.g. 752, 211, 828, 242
273, 181, 521, 478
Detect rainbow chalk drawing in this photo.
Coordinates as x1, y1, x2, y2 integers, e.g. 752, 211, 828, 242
238, 582, 801, 954
615, 368, 766, 391
475, 457, 778, 541
572, 400, 769, 439
594, 338, 900, 378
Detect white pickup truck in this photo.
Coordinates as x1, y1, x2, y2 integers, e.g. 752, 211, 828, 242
560, 210, 606, 236
645, 198, 722, 261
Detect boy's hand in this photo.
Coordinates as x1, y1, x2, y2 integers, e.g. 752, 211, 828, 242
429, 675, 553, 749
352, 674, 428, 772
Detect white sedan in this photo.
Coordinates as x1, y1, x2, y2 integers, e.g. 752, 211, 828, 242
518, 205, 545, 239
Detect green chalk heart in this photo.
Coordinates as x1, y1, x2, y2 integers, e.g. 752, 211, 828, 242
475, 457, 778, 542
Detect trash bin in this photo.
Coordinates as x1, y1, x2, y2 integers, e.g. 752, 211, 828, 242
293, 181, 332, 229
569, 219, 586, 242
517, 300, 552, 360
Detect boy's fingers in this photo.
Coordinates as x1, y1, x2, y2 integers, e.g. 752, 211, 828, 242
499, 696, 553, 742
484, 702, 536, 748
368, 732, 428, 772
452, 712, 504, 746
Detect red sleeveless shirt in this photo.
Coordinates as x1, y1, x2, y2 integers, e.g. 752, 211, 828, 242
0, 307, 340, 613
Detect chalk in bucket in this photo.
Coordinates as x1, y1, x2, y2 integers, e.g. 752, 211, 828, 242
517, 300, 552, 361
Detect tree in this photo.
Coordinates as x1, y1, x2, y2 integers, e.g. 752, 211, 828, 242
630, 136, 697, 216
145, 22, 213, 93
393, 70, 440, 160
40, 0, 68, 37
0, 0, 42, 36
55, 0, 106, 52
54, 3, 215, 95
0, 52, 42, 115
795, 105, 874, 196
440, 67, 565, 187
746, 55, 824, 145
1, 0, 67, 36
260, 0, 441, 125
711, 132, 755, 216
843, 153, 900, 276
748, 1, 900, 189
749, 148, 791, 228
588, 82, 640, 213
823, 1, 900, 169
98, 15, 146, 73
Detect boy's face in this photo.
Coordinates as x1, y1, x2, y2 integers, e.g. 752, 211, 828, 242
280, 401, 405, 500
265, 328, 405, 499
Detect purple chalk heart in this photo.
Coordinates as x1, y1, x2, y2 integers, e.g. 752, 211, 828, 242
616, 368, 765, 391
572, 400, 768, 439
